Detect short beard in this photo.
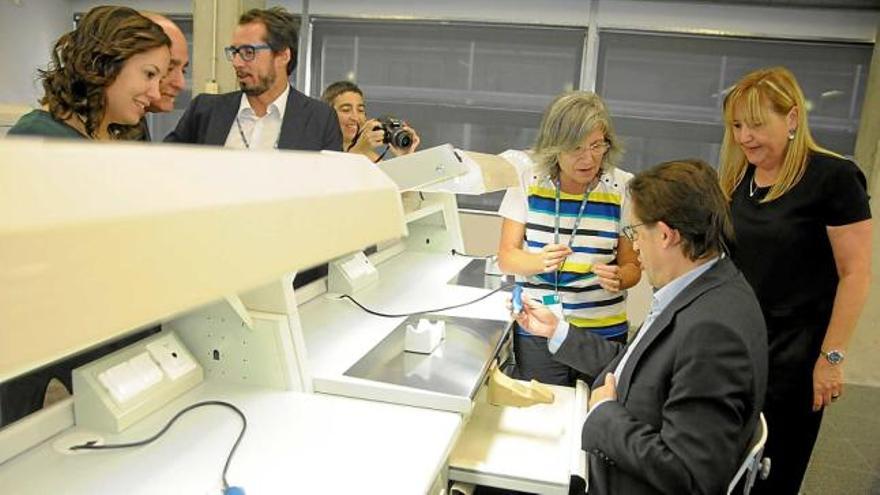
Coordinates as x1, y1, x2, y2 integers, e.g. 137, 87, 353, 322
240, 70, 275, 96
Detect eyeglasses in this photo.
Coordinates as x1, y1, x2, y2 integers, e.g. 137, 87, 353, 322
224, 44, 271, 62
568, 140, 611, 158
621, 222, 651, 242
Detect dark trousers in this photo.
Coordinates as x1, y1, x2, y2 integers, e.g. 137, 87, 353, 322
750, 313, 828, 495
513, 326, 627, 387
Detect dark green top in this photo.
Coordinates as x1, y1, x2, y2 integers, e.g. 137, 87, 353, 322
7, 110, 84, 139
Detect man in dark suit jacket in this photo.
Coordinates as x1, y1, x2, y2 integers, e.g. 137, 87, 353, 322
164, 7, 341, 152
516, 159, 768, 495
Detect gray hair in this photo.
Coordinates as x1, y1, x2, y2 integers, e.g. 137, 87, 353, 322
532, 91, 623, 179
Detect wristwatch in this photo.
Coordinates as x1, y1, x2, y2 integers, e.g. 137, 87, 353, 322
821, 349, 845, 365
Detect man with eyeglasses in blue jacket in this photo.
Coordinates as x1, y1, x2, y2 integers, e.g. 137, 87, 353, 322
165, 7, 341, 152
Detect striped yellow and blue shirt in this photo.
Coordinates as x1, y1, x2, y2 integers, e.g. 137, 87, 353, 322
499, 150, 633, 338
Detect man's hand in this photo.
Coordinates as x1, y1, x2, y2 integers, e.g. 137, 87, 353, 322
589, 373, 618, 409
513, 298, 559, 338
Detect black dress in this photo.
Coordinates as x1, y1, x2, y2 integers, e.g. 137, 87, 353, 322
730, 152, 871, 495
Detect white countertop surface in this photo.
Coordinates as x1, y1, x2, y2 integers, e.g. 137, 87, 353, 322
0, 380, 461, 495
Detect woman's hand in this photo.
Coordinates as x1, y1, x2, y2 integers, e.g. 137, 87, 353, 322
537, 244, 572, 273
593, 263, 622, 293
812, 357, 844, 411
348, 118, 385, 156
390, 123, 420, 156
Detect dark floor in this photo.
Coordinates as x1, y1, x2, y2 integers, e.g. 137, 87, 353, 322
801, 383, 880, 494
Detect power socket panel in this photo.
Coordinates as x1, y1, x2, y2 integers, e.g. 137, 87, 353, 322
73, 331, 203, 433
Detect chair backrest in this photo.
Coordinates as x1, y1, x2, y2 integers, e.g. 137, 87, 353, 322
727, 412, 768, 495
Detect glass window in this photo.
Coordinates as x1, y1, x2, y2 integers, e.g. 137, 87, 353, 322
311, 19, 586, 211
596, 31, 873, 173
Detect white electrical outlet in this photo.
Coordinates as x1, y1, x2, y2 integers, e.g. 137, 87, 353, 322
146, 334, 197, 381
97, 352, 163, 404
327, 251, 379, 294
73, 331, 204, 432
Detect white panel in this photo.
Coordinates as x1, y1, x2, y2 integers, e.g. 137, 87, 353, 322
307, 0, 589, 26
0, 141, 404, 382
597, 1, 878, 43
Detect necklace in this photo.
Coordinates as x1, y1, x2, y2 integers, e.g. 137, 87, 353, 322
748, 174, 769, 198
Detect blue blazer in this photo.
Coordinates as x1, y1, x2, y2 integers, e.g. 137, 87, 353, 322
164, 86, 342, 152
554, 257, 768, 495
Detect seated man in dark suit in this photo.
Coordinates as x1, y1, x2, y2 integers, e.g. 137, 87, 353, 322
516, 159, 768, 495
165, 7, 341, 151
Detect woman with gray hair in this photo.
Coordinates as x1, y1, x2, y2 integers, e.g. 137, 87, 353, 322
498, 91, 641, 386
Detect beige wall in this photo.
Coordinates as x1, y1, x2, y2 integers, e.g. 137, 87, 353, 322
847, 144, 879, 387
848, 23, 880, 387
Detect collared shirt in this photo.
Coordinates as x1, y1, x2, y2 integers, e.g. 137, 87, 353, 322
224, 84, 290, 150
549, 256, 720, 421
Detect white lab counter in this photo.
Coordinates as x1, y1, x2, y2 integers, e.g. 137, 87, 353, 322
0, 380, 460, 494
299, 249, 587, 494
300, 250, 510, 379
449, 383, 588, 494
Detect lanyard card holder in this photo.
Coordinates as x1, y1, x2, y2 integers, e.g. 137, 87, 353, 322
542, 294, 564, 319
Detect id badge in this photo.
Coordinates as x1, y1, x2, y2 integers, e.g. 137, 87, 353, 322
542, 294, 564, 319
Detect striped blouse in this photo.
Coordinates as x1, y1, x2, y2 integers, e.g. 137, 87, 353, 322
498, 150, 633, 338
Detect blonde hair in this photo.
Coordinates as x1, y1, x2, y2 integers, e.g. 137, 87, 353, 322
719, 66, 841, 202
532, 91, 623, 179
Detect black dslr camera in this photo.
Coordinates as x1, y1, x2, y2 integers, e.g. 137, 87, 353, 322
373, 116, 413, 149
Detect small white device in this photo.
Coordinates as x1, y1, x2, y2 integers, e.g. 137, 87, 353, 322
404, 318, 446, 354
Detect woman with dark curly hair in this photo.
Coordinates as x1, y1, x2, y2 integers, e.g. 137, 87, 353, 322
9, 5, 170, 140
0, 7, 170, 426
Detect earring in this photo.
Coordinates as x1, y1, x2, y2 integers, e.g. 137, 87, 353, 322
788, 129, 796, 141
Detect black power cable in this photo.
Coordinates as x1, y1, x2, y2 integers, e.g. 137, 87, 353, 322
70, 400, 247, 493
373, 145, 390, 163
339, 282, 513, 318
450, 248, 496, 260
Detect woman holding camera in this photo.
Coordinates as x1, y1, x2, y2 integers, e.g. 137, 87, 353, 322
498, 91, 641, 386
8, 6, 170, 140
321, 80, 420, 161
720, 66, 872, 495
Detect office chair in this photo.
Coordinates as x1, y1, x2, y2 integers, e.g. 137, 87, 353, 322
727, 412, 770, 495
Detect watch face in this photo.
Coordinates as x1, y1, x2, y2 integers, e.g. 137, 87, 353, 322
827, 351, 844, 364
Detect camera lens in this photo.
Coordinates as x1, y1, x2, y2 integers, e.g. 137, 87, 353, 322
389, 129, 413, 149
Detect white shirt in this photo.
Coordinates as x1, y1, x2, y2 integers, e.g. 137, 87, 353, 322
224, 84, 290, 150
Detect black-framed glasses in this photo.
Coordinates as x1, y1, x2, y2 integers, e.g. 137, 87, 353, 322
621, 222, 651, 242
224, 44, 271, 62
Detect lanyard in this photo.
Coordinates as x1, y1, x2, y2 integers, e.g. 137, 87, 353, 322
236, 116, 280, 150
553, 178, 592, 295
